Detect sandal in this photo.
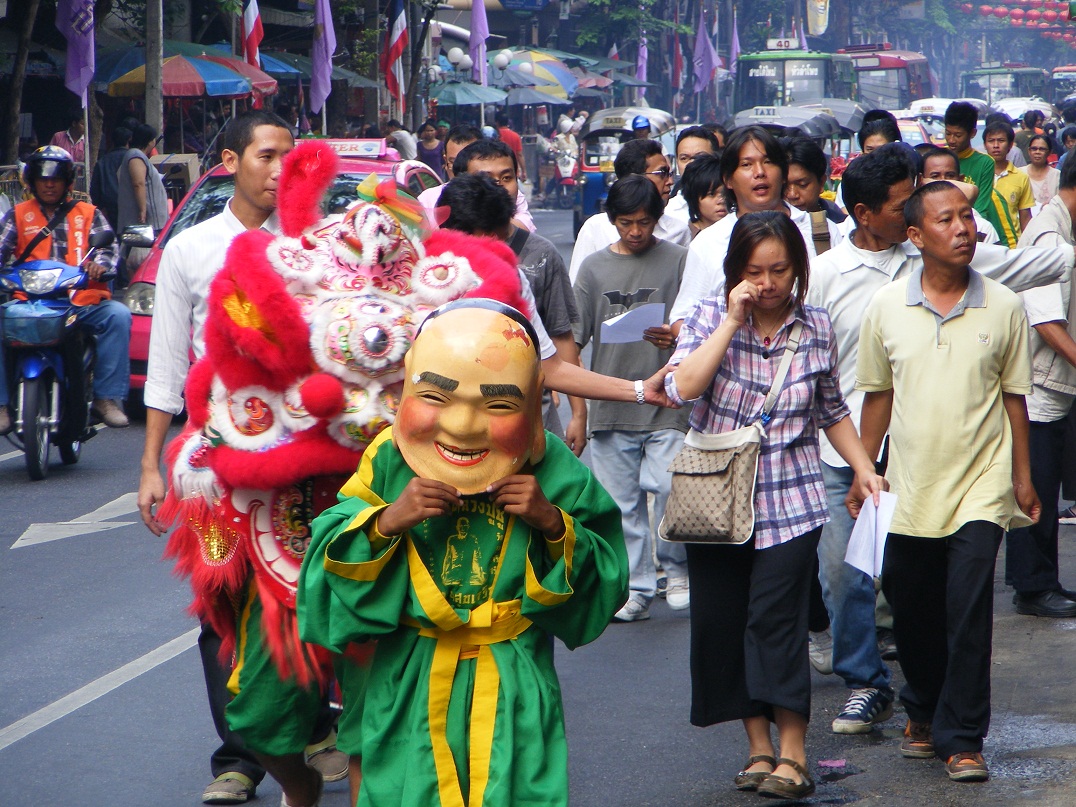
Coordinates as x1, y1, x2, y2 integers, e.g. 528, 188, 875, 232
757, 757, 816, 801
734, 753, 776, 791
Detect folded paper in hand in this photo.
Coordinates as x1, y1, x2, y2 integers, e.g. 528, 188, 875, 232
600, 303, 665, 344
844, 491, 898, 578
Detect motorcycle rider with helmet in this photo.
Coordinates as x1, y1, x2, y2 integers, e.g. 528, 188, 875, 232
0, 145, 131, 434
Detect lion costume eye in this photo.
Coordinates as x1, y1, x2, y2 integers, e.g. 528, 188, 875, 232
209, 380, 286, 451
310, 296, 413, 382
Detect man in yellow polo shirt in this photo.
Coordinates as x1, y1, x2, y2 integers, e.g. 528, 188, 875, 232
855, 181, 1041, 785
984, 120, 1034, 237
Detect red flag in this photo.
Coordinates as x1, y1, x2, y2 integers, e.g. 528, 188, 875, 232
381, 0, 409, 107
241, 0, 263, 69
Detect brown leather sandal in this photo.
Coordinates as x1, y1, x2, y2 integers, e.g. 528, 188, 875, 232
757, 757, 816, 800
734, 754, 776, 791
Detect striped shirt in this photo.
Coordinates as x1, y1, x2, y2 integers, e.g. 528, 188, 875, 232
143, 202, 279, 415
666, 296, 849, 549
0, 201, 117, 271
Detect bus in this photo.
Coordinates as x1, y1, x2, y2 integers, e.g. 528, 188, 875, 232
734, 40, 931, 114
960, 65, 1048, 104
833, 44, 932, 110
1051, 65, 1076, 105
734, 45, 834, 111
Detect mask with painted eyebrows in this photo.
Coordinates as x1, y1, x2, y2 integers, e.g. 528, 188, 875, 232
393, 306, 546, 494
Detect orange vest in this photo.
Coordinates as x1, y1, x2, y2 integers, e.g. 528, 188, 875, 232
14, 200, 111, 305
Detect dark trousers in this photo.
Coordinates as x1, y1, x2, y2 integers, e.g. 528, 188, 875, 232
199, 622, 337, 781
882, 522, 1003, 760
1006, 418, 1065, 593
686, 528, 821, 727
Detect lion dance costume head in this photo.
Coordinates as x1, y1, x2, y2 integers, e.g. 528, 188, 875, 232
160, 140, 528, 684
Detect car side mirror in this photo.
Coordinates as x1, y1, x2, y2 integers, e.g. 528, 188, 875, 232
121, 225, 155, 248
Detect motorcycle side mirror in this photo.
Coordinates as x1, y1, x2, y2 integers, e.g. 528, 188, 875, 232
121, 225, 155, 248
89, 231, 115, 249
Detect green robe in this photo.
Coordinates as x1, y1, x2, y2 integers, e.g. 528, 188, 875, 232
298, 427, 628, 807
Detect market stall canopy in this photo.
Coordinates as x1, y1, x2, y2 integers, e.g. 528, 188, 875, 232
108, 55, 253, 98
262, 50, 379, 89
486, 65, 556, 88
507, 49, 578, 98
430, 82, 508, 106
608, 71, 654, 88
208, 44, 302, 80
505, 87, 571, 106
571, 66, 613, 89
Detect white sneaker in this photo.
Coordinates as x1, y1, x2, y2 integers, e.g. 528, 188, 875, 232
809, 629, 834, 675
613, 596, 650, 622
666, 577, 690, 610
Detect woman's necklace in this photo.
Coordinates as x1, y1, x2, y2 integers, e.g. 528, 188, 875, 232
752, 301, 790, 347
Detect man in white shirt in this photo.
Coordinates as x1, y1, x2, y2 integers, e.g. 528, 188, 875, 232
807, 145, 1073, 738
665, 126, 721, 224
382, 119, 417, 160
136, 111, 345, 807
1005, 158, 1076, 618
568, 138, 691, 283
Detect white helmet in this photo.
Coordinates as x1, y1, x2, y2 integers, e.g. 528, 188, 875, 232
558, 119, 573, 134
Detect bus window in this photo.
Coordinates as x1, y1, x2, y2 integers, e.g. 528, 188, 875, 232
784, 59, 827, 104
741, 60, 784, 108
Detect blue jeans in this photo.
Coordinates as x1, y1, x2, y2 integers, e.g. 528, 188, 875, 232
818, 462, 891, 691
589, 429, 688, 604
0, 299, 131, 405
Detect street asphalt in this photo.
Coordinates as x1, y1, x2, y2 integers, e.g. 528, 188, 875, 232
1, 206, 1075, 806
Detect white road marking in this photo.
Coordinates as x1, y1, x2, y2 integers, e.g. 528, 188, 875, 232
11, 492, 140, 549
0, 450, 20, 464
0, 627, 199, 752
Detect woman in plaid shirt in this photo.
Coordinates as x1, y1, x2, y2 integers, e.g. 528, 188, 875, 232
666, 212, 885, 801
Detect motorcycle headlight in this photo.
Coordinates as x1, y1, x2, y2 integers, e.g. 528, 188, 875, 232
124, 281, 156, 316
19, 268, 62, 295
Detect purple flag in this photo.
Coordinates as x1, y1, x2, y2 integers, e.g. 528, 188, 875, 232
730, 9, 741, 79
693, 8, 718, 92
636, 33, 648, 98
470, 0, 489, 85
799, 20, 809, 51
310, 0, 336, 114
56, 0, 95, 104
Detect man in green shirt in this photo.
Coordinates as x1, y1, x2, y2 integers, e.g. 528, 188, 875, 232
945, 101, 1014, 245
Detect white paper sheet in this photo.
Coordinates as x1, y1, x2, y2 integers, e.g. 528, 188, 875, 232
844, 491, 898, 578
600, 303, 666, 344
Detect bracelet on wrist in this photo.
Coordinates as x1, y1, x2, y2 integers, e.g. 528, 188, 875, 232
634, 379, 646, 405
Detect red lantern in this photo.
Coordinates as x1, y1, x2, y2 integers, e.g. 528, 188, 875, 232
1044, 9, 1059, 20
1029, 0, 1044, 7
1041, 19, 1053, 26
961, 1, 974, 10
1011, 7, 1026, 18
979, 4, 994, 15
1066, 32, 1076, 40
1012, 17, 1025, 24
1027, 8, 1042, 19
994, 5, 1008, 15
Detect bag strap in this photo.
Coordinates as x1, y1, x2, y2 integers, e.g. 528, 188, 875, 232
759, 320, 804, 426
13, 199, 77, 266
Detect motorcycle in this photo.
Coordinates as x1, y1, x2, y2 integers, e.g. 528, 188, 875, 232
549, 146, 578, 210
0, 232, 115, 480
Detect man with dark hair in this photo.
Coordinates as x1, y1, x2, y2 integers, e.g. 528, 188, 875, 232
569, 139, 691, 281
573, 175, 691, 618
90, 125, 132, 228
439, 174, 586, 450
49, 111, 85, 162
984, 120, 1034, 236
666, 126, 720, 223
117, 124, 169, 257
944, 101, 1009, 240
1015, 109, 1046, 161
382, 118, 417, 160
857, 179, 1040, 784
858, 118, 902, 153
138, 110, 348, 806
919, 147, 1003, 244
451, 138, 535, 232
808, 146, 1070, 737
1004, 156, 1076, 618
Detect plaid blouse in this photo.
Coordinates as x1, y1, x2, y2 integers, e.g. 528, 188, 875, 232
666, 296, 849, 549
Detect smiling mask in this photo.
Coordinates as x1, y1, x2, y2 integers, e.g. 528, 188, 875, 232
394, 302, 546, 494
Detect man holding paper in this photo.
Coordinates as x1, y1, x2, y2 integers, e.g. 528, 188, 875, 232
573, 174, 691, 621
855, 181, 1041, 784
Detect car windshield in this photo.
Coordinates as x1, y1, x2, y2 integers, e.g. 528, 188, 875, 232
160, 171, 391, 249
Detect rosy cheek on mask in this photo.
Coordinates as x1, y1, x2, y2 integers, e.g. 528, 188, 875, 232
396, 399, 439, 441
488, 413, 533, 461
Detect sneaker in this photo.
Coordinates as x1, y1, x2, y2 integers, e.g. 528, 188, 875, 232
831, 687, 894, 734
656, 574, 668, 598
613, 596, 650, 623
1059, 505, 1076, 525
0, 405, 11, 435
946, 751, 989, 782
91, 398, 129, 428
203, 772, 256, 804
305, 731, 348, 782
900, 719, 935, 759
877, 627, 899, 660
666, 577, 690, 610
809, 629, 834, 675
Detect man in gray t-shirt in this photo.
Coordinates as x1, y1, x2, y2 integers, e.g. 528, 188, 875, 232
573, 175, 691, 621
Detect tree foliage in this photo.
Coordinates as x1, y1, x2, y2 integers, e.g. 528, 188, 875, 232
574, 0, 688, 49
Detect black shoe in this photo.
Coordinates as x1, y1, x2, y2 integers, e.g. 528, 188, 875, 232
877, 627, 899, 660
1014, 589, 1076, 618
